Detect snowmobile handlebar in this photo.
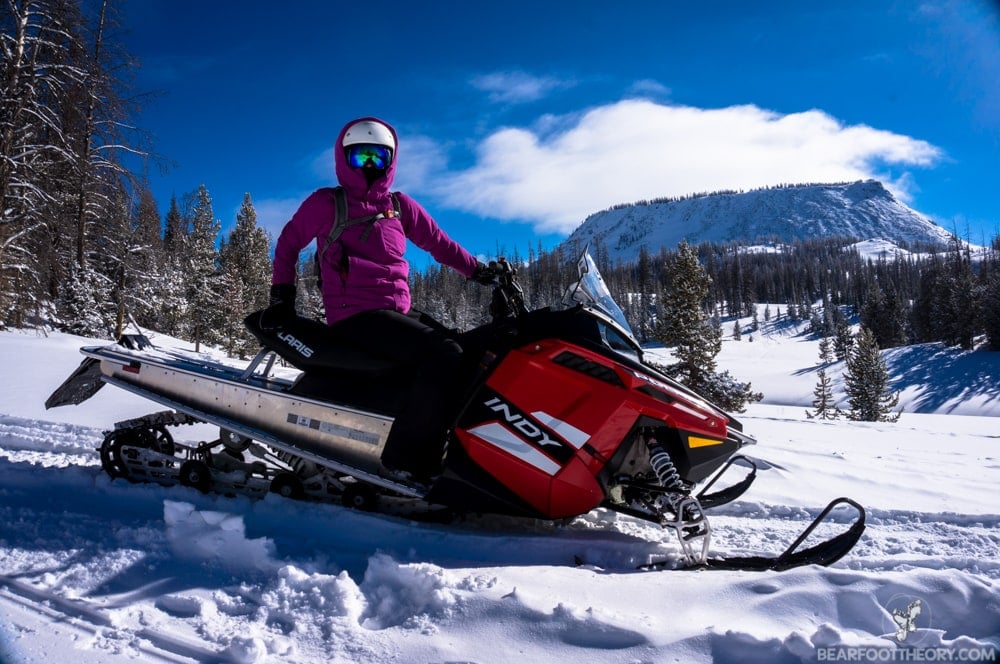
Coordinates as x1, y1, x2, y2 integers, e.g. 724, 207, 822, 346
488, 258, 528, 323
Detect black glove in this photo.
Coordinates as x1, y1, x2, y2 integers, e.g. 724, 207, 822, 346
470, 261, 497, 285
268, 283, 296, 316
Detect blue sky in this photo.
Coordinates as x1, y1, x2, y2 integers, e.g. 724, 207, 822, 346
121, 1, 1000, 268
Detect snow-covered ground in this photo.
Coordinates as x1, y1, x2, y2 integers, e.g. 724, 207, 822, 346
1, 315, 998, 663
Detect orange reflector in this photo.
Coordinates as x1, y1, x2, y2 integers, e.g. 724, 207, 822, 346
688, 436, 723, 448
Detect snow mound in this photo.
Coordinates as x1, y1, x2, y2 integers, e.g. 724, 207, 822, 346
359, 553, 456, 630
163, 500, 277, 572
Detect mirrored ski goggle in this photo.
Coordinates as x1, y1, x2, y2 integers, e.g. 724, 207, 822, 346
346, 143, 393, 169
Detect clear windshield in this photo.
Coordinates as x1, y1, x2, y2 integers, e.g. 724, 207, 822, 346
559, 251, 642, 356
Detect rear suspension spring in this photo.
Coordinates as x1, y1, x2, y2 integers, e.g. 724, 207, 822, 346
647, 439, 684, 491
273, 449, 320, 478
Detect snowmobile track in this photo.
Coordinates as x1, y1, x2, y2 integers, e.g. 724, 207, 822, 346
0, 575, 222, 663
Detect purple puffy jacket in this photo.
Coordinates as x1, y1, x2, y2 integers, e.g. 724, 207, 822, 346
272, 117, 478, 325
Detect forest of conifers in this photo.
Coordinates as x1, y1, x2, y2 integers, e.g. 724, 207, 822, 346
3, 1, 999, 360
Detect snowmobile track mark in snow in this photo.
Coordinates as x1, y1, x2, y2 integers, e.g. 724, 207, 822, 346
0, 575, 225, 662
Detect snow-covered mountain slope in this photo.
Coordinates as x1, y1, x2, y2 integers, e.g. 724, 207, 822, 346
1, 326, 998, 663
559, 180, 958, 264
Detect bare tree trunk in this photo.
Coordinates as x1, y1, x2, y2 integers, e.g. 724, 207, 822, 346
73, 0, 108, 268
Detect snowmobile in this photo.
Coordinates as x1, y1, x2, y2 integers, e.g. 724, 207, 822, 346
46, 251, 865, 571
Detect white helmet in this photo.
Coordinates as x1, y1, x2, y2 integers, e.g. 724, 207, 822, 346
342, 120, 395, 151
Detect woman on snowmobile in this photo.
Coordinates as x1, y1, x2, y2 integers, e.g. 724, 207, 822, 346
269, 117, 495, 482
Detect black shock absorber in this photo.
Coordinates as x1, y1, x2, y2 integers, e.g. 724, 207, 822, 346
646, 436, 684, 492
644, 432, 711, 566
274, 449, 320, 478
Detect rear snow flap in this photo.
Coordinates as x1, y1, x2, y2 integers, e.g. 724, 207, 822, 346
45, 357, 105, 408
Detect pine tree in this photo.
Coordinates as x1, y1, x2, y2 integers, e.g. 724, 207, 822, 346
0, 0, 145, 328
986, 240, 1000, 349
844, 327, 901, 422
156, 257, 189, 337
910, 256, 946, 343
296, 252, 325, 322
1, 1, 83, 326
805, 368, 839, 420
947, 243, 978, 350
818, 335, 834, 364
636, 245, 653, 342
218, 193, 272, 356
126, 185, 165, 331
656, 241, 720, 389
860, 284, 907, 348
163, 195, 186, 257
833, 308, 853, 361
217, 265, 247, 356
98, 188, 141, 338
982, 268, 1000, 351
654, 241, 760, 411
56, 263, 108, 337
910, 241, 981, 349
184, 184, 223, 351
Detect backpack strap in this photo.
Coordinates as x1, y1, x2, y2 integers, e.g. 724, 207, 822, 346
316, 187, 401, 268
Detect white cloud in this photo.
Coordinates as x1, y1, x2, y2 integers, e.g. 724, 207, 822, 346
253, 196, 305, 240
429, 99, 944, 235
470, 71, 574, 104
626, 79, 672, 99
393, 134, 449, 193
310, 146, 337, 182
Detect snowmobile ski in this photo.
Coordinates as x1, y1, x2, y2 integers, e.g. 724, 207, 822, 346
639, 497, 867, 572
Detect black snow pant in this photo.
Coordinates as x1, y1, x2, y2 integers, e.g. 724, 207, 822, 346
328, 308, 463, 478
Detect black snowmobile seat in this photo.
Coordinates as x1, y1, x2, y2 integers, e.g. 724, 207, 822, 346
244, 309, 397, 374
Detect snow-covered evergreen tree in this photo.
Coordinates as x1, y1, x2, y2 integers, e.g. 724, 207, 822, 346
860, 284, 907, 348
982, 266, 1000, 351
818, 335, 834, 364
156, 258, 189, 337
296, 253, 325, 322
833, 308, 853, 361
1, 1, 81, 326
636, 245, 653, 342
911, 240, 981, 350
844, 327, 900, 422
125, 186, 166, 332
163, 195, 186, 258
184, 184, 223, 351
947, 243, 978, 350
656, 241, 719, 387
218, 193, 271, 357
56, 263, 108, 337
654, 241, 760, 411
217, 266, 247, 356
806, 368, 839, 420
